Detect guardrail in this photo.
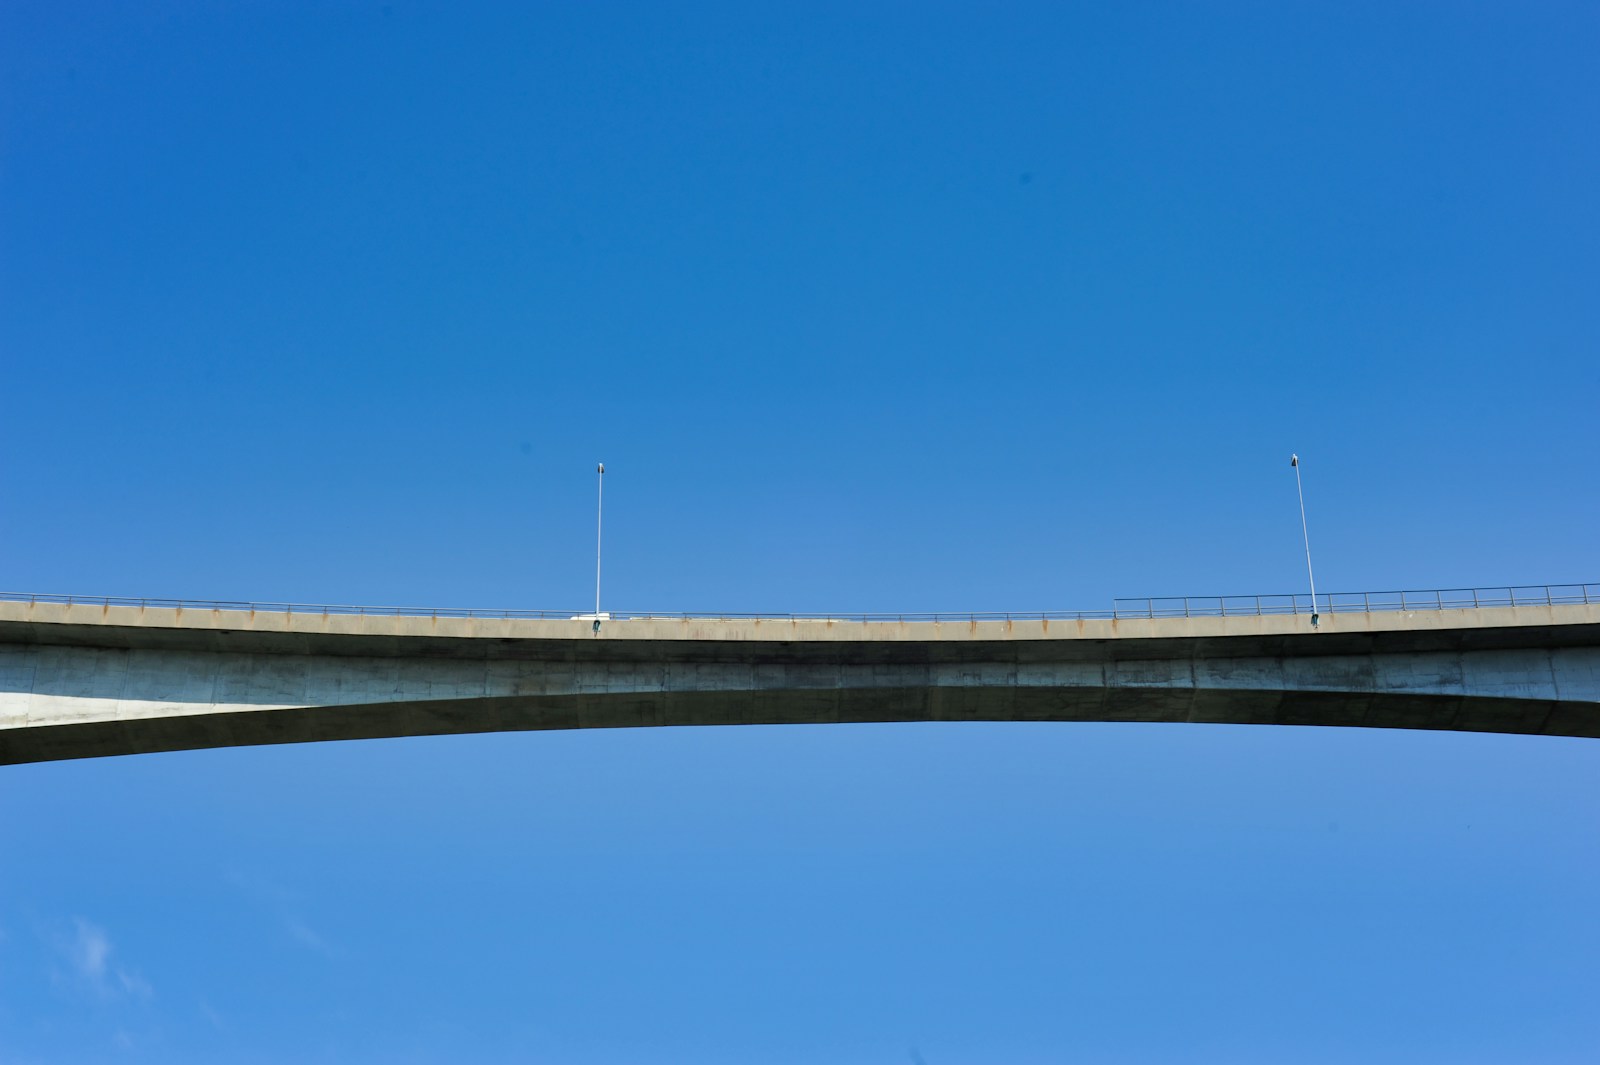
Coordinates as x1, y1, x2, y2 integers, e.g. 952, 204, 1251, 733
1, 584, 1595, 623
1110, 584, 1599, 619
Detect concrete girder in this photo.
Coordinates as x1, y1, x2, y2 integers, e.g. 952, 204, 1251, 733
2, 602, 1598, 764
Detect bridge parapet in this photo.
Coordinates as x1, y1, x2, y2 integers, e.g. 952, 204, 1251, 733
3, 593, 1599, 649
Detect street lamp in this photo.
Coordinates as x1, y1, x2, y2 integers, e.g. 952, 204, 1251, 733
594, 462, 604, 631
1290, 454, 1319, 627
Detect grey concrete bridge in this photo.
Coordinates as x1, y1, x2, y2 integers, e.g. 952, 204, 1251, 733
2, 596, 1599, 764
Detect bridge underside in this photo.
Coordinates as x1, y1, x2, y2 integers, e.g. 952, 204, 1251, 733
3, 686, 1589, 765
3, 603, 1598, 764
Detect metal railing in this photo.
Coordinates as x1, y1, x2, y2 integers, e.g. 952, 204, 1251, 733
1111, 584, 1599, 619
0, 584, 1595, 624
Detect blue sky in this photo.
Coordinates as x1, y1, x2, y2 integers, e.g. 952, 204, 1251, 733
2, 2, 1598, 1061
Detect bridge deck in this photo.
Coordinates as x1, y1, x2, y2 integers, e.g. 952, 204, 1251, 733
4, 601, 1598, 763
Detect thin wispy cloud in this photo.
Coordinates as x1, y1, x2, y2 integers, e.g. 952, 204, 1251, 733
59, 918, 153, 1002
199, 998, 228, 1032
284, 914, 338, 957
226, 868, 343, 959
72, 919, 110, 981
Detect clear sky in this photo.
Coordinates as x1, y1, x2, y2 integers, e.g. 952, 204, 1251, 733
2, 2, 1598, 1062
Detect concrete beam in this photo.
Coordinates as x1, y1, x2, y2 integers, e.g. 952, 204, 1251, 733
2, 601, 1597, 764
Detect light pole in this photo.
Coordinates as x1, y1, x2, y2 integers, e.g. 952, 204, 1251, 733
1290, 454, 1319, 626
594, 462, 605, 629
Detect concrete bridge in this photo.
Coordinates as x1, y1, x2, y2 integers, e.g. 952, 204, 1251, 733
2, 595, 1598, 764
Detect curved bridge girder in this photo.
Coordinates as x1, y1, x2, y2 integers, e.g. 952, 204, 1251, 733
3, 603, 1598, 764
2, 688, 1584, 766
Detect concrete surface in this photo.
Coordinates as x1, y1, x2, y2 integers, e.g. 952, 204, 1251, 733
2, 600, 1598, 764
